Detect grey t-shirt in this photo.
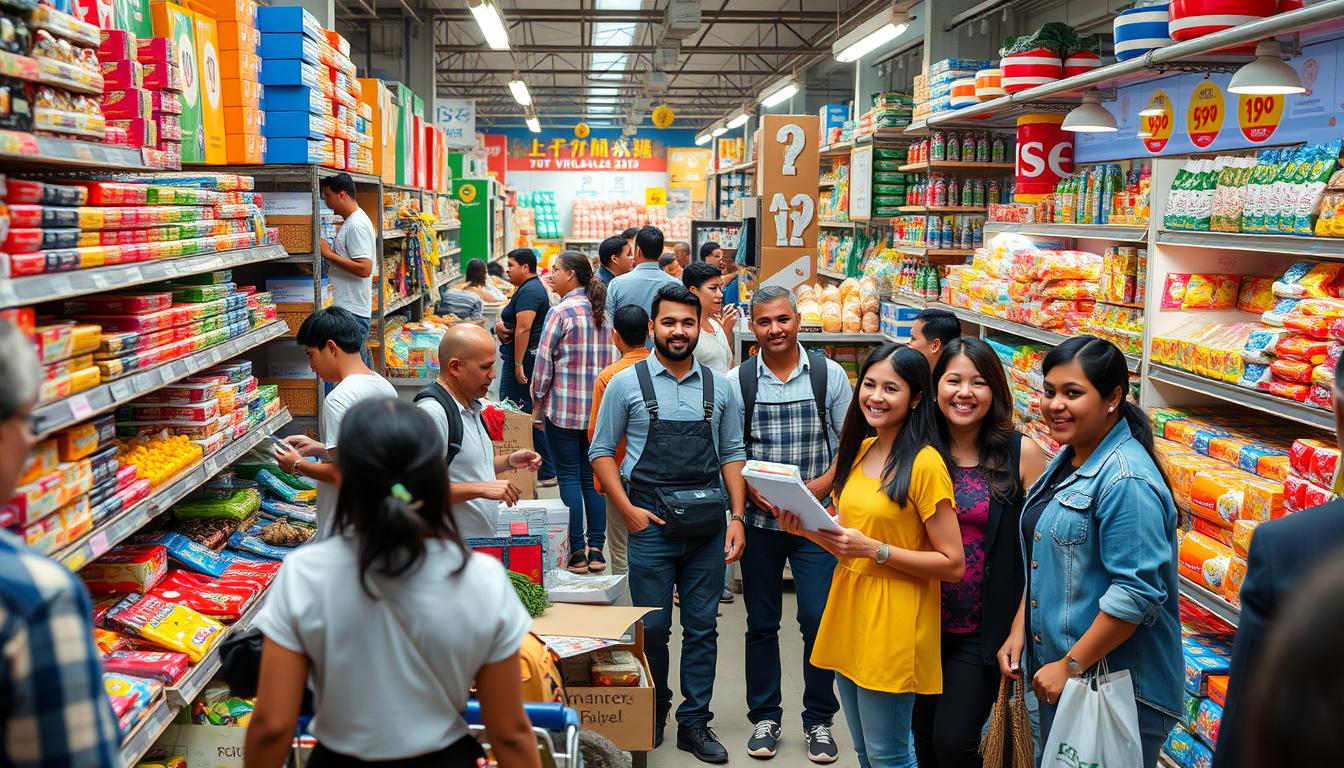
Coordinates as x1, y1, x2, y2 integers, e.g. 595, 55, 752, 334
254, 537, 530, 759
318, 373, 397, 536
417, 394, 500, 539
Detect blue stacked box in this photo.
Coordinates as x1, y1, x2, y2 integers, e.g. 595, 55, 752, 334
257, 5, 332, 164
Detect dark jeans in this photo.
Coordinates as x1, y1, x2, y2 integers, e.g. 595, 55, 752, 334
497, 351, 554, 480
741, 525, 839, 728
628, 522, 726, 728
913, 632, 1001, 768
546, 419, 605, 552
352, 315, 373, 368
308, 735, 485, 767
1038, 697, 1177, 768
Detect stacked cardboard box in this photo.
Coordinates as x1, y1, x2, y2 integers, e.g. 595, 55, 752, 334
147, 2, 201, 166
257, 6, 333, 166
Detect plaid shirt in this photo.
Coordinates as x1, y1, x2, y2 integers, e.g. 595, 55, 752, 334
1, 530, 120, 768
531, 288, 616, 430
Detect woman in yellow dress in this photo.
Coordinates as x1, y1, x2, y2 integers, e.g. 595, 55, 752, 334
779, 343, 965, 768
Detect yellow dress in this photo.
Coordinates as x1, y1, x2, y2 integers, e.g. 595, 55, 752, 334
810, 441, 955, 694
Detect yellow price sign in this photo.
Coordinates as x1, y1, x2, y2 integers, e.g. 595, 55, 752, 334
1140, 89, 1173, 154
645, 187, 667, 207
1186, 81, 1224, 149
1238, 93, 1284, 143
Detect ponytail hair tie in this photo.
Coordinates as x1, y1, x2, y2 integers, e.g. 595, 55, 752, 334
389, 483, 423, 510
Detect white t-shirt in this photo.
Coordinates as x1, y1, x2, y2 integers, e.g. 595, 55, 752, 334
318, 372, 397, 536
331, 207, 376, 319
693, 317, 734, 373
253, 537, 530, 760
417, 394, 500, 540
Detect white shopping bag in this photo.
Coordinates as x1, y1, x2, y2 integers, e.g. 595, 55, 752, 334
1040, 666, 1143, 768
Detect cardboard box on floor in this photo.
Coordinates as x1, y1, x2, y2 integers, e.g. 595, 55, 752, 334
532, 603, 658, 752
492, 409, 537, 499
157, 723, 246, 767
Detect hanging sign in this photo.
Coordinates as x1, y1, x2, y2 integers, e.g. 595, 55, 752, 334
575, 122, 590, 139
1238, 93, 1284, 143
849, 145, 873, 221
759, 114, 819, 291
645, 187, 667, 206
435, 99, 476, 148
1186, 81, 1224, 148
651, 105, 675, 129
1141, 89, 1173, 153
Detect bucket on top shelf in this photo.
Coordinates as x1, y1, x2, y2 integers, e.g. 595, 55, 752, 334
1168, 0, 1297, 55
975, 68, 1006, 98
950, 78, 979, 108
1001, 48, 1064, 92
1063, 50, 1102, 77
1114, 3, 1172, 62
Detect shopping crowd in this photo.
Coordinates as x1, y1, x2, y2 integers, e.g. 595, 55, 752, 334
3, 222, 1344, 768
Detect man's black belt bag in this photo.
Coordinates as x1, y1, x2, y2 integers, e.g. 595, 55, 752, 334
655, 486, 727, 539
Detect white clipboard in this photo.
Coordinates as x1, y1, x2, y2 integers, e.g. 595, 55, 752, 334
742, 460, 842, 533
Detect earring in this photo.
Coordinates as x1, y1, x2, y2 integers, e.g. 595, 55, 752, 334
1108, 407, 1115, 413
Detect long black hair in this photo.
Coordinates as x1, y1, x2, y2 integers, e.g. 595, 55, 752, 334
465, 258, 488, 287
1042, 335, 1171, 492
834, 343, 947, 506
932, 336, 1020, 503
333, 398, 467, 596
555, 250, 606, 328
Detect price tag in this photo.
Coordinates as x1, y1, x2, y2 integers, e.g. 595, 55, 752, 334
64, 549, 89, 571
1238, 93, 1284, 143
88, 532, 109, 559
123, 266, 143, 283
1186, 81, 1224, 149
644, 187, 667, 207
204, 455, 221, 475
68, 394, 93, 421
110, 380, 134, 402
1140, 89, 1173, 153
90, 272, 110, 289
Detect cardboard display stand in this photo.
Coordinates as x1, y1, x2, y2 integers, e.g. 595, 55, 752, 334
491, 409, 537, 499
758, 114, 820, 294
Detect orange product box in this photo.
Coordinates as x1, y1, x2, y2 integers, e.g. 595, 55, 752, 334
219, 49, 260, 80
194, 0, 257, 23
1208, 675, 1229, 707
216, 21, 259, 52
223, 106, 263, 135
226, 133, 264, 164
222, 78, 262, 109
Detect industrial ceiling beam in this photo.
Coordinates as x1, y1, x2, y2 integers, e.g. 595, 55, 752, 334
436, 44, 824, 55
428, 8, 838, 22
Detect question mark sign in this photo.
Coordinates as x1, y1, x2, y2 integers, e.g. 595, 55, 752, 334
777, 123, 805, 176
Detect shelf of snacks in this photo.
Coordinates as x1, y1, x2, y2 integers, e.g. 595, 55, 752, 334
382, 292, 421, 317
937, 301, 1144, 372
793, 278, 883, 336
29, 321, 288, 437
984, 335, 1060, 457
819, 179, 838, 188
817, 267, 847, 281
819, 220, 855, 229
382, 229, 406, 241
0, 132, 152, 171
900, 161, 1015, 174
713, 159, 756, 176
1149, 365, 1335, 432
1158, 230, 1344, 259
896, 246, 974, 258
986, 222, 1149, 242
898, 205, 987, 214
819, 140, 854, 157
1179, 576, 1241, 628
1, 245, 287, 308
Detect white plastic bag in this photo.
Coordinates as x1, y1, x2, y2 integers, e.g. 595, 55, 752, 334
1040, 666, 1142, 768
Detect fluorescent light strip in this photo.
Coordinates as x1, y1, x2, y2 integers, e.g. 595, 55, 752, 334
508, 79, 531, 106
526, 115, 541, 133
761, 81, 798, 108
469, 1, 510, 50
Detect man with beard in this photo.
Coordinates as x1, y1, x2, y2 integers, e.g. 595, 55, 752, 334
590, 284, 749, 764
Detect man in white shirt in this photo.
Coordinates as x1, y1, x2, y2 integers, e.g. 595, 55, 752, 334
273, 307, 397, 536
320, 173, 376, 365
415, 323, 542, 539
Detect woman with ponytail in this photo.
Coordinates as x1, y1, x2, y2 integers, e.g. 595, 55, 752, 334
246, 399, 540, 768
531, 251, 615, 573
997, 336, 1181, 768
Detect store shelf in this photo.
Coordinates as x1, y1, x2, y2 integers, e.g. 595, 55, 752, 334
898, 206, 988, 214
819, 179, 838, 188
818, 220, 854, 229
55, 408, 292, 571
930, 302, 1142, 372
1180, 576, 1240, 628
713, 160, 756, 176
895, 245, 975, 258
816, 267, 847, 281
819, 140, 854, 157
382, 292, 421, 316
0, 244, 288, 309
441, 246, 463, 259
890, 292, 929, 309
383, 229, 405, 241
120, 695, 177, 767
985, 222, 1148, 242
899, 161, 1015, 174
29, 321, 287, 437
435, 222, 461, 232
1148, 364, 1334, 431
1157, 229, 1344, 259
388, 376, 435, 387
0, 131, 152, 171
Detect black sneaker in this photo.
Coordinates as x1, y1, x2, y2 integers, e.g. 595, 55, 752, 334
747, 719, 782, 759
805, 724, 839, 764
678, 725, 729, 764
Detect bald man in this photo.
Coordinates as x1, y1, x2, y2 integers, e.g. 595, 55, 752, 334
415, 324, 543, 538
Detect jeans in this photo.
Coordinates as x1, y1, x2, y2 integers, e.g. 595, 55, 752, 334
497, 352, 553, 480
546, 420, 605, 553
627, 523, 726, 728
912, 632, 1001, 768
741, 525, 838, 729
1038, 698, 1177, 768
352, 315, 374, 368
605, 497, 628, 574
836, 674, 917, 768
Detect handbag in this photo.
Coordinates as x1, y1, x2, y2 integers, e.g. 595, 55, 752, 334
655, 486, 729, 539
980, 677, 1035, 768
1040, 659, 1143, 768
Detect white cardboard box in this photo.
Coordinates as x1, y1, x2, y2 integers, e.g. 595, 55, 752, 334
496, 498, 570, 577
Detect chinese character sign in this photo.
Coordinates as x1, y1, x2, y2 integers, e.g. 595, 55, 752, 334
436, 99, 476, 149
508, 131, 669, 171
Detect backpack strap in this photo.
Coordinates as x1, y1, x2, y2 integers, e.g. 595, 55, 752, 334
739, 354, 760, 451
413, 382, 469, 463
701, 366, 715, 421
806, 351, 831, 459
634, 360, 659, 422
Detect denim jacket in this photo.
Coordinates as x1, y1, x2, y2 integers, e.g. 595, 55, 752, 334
1022, 419, 1183, 717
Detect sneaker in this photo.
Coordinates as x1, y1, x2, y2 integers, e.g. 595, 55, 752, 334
678, 725, 729, 764
587, 548, 607, 573
747, 720, 781, 758
805, 724, 839, 764
720, 588, 735, 603
566, 551, 589, 574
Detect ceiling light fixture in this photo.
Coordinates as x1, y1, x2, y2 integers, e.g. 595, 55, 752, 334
1228, 40, 1305, 95
508, 78, 531, 106
468, 0, 510, 50
710, 121, 728, 137
695, 131, 712, 145
525, 111, 541, 133
833, 4, 910, 63
1062, 90, 1118, 133
727, 110, 750, 129
759, 76, 799, 108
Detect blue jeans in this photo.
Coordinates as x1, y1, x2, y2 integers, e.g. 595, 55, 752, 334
546, 420, 605, 553
742, 525, 838, 728
836, 674, 917, 768
352, 315, 373, 368
628, 523, 726, 728
1038, 698, 1176, 768
497, 352, 554, 480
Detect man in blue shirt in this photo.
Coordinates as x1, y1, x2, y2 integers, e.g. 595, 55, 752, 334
597, 236, 633, 285
606, 226, 679, 322
590, 284, 748, 764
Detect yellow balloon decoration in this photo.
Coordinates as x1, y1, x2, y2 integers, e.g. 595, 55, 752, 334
575, 122, 591, 139
651, 105, 675, 129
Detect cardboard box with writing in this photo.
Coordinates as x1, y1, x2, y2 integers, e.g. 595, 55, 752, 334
532, 604, 658, 752
491, 408, 537, 500
157, 723, 246, 768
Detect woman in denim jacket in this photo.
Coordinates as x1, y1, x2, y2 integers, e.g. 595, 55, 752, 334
997, 336, 1182, 767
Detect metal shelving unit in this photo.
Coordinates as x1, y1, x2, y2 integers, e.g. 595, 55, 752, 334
1158, 229, 1344, 259
0, 131, 152, 171
818, 220, 854, 229
899, 161, 1014, 175
1179, 576, 1240, 628
1149, 364, 1335, 431
818, 140, 854, 157
930, 301, 1142, 372
898, 205, 987, 214
986, 221, 1148, 242
816, 266, 847, 281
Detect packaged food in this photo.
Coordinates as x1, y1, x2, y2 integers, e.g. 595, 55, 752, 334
590, 650, 642, 687
173, 517, 235, 550
1195, 696, 1224, 747
104, 673, 162, 732
81, 544, 168, 594
1265, 379, 1310, 402
1275, 335, 1330, 364
1224, 556, 1248, 606
1208, 675, 1229, 708
106, 593, 225, 662
1270, 357, 1314, 383
172, 488, 261, 522
95, 627, 130, 656
102, 650, 190, 683
1241, 328, 1288, 364
132, 531, 239, 578
1178, 531, 1233, 591
1164, 726, 1214, 768
148, 570, 259, 620
227, 531, 291, 560
1277, 262, 1344, 299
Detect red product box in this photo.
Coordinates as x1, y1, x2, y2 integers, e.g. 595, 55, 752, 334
101, 59, 143, 90
135, 37, 176, 64
62, 291, 173, 315
99, 29, 136, 60
151, 90, 182, 115
107, 118, 157, 149
101, 89, 152, 120
0, 307, 35, 337
143, 62, 183, 92
154, 112, 181, 142
120, 400, 221, 423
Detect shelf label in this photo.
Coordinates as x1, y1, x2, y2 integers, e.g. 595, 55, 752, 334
1238, 93, 1284, 143
1186, 81, 1224, 149
1141, 89, 1174, 153
760, 114, 819, 291
110, 380, 134, 401
68, 395, 93, 421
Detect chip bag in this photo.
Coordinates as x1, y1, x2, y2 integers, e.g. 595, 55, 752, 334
103, 650, 190, 683
107, 593, 225, 662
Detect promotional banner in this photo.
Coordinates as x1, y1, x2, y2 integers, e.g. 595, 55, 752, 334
668, 147, 712, 202
759, 114, 820, 292
435, 99, 476, 149
507, 134, 671, 172
482, 134, 506, 182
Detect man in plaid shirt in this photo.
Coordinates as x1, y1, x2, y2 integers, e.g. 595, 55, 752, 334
531, 252, 617, 573
0, 319, 120, 768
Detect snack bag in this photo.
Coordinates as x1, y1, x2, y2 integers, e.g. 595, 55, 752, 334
1241, 328, 1288, 364
1265, 379, 1310, 402
1273, 261, 1317, 298
1237, 363, 1273, 390
1308, 383, 1335, 410
1270, 357, 1315, 383
95, 627, 131, 656
103, 650, 191, 683
107, 593, 225, 662
1237, 276, 1277, 314
1179, 532, 1233, 591
81, 545, 168, 595
131, 531, 239, 578
149, 570, 259, 621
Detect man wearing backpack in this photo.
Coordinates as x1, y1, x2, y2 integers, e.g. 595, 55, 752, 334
728, 285, 852, 764
415, 324, 542, 539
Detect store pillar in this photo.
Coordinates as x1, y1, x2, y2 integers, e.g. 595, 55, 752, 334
406, 19, 436, 119
299, 0, 334, 28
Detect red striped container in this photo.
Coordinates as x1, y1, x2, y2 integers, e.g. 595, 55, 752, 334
1015, 113, 1073, 203
950, 77, 979, 108
1168, 0, 1285, 54
1063, 51, 1102, 77
1001, 48, 1064, 93
975, 68, 1006, 98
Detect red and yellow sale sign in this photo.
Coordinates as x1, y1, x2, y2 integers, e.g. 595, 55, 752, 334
1186, 81, 1224, 149
1141, 89, 1173, 153
507, 136, 667, 171
1238, 93, 1284, 143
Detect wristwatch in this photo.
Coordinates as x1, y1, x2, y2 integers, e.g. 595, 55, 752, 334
730, 514, 747, 525
875, 542, 891, 564
1065, 654, 1084, 677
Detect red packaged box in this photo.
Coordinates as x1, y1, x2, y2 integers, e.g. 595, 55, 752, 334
155, 113, 181, 143
0, 307, 35, 337
62, 291, 173, 315
107, 118, 157, 149
151, 90, 182, 115
103, 650, 190, 683
81, 544, 168, 594
142, 62, 183, 92
99, 29, 136, 60
120, 400, 221, 422
135, 37, 176, 64
101, 59, 144, 90
102, 88, 152, 120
